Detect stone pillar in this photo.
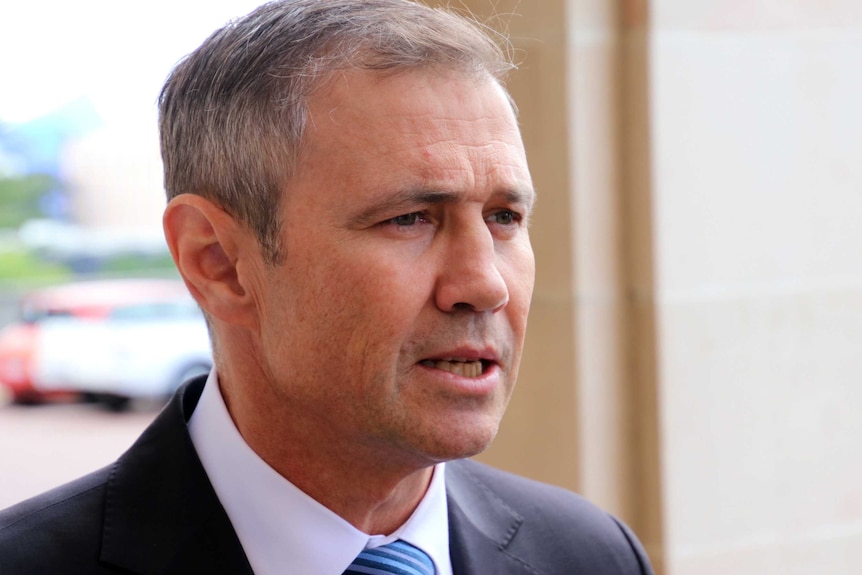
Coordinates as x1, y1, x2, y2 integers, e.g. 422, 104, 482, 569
424, 1, 665, 569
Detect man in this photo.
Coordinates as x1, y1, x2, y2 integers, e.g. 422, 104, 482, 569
0, 1, 653, 574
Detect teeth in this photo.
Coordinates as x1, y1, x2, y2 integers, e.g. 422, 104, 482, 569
420, 359, 483, 378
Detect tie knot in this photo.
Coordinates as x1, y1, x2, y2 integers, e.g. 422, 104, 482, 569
343, 539, 435, 575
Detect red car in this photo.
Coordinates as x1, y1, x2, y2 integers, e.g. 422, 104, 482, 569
0, 279, 191, 404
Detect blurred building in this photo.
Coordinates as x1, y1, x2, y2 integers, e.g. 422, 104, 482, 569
62, 123, 165, 233
1, 102, 167, 268
0, 97, 101, 178
0, 97, 102, 219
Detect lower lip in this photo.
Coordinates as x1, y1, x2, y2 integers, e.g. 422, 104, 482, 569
415, 362, 502, 396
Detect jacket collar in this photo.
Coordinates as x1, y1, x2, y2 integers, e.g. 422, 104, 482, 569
100, 377, 253, 575
446, 460, 537, 575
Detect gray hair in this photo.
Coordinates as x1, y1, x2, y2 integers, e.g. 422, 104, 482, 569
159, 0, 515, 263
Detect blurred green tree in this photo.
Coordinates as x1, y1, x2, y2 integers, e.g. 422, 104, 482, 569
0, 174, 56, 228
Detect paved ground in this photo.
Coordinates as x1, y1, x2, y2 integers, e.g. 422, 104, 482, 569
0, 396, 157, 510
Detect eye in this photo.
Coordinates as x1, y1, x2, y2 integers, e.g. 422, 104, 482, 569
388, 212, 425, 226
489, 210, 520, 226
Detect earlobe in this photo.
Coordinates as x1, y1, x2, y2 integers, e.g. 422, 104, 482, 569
163, 194, 258, 329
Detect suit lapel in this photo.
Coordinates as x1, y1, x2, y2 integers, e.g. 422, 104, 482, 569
446, 461, 538, 575
99, 378, 253, 575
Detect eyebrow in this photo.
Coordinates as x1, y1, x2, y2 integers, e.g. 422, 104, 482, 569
346, 187, 535, 228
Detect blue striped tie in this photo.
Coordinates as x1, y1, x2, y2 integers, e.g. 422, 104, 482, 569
342, 539, 435, 575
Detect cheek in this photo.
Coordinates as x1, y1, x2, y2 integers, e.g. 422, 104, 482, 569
504, 241, 536, 310
327, 257, 433, 355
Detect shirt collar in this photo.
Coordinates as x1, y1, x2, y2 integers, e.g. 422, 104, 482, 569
187, 370, 452, 575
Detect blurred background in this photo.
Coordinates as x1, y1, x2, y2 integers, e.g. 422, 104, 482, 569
1, 1, 861, 574
0, 0, 261, 530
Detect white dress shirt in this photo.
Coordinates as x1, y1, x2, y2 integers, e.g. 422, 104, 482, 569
188, 370, 453, 575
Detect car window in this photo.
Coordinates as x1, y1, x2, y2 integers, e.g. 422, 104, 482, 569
107, 301, 201, 321
20, 306, 76, 324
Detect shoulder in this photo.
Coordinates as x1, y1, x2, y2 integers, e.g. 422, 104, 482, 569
447, 458, 620, 530
0, 466, 111, 573
449, 458, 597, 511
447, 459, 653, 574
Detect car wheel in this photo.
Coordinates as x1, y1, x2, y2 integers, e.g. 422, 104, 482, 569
11, 391, 44, 406
98, 393, 132, 412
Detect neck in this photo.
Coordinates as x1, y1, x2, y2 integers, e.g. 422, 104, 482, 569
289, 463, 434, 535
218, 365, 435, 534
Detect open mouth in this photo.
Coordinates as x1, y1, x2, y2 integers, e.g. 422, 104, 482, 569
418, 358, 491, 378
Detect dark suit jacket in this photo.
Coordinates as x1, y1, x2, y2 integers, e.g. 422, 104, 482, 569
0, 377, 653, 574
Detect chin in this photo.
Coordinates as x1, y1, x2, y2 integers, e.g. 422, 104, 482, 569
411, 416, 502, 463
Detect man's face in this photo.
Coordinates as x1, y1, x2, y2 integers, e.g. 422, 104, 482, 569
253, 69, 535, 467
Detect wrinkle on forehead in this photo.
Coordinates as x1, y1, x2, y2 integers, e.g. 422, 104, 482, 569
311, 69, 516, 135
295, 68, 532, 207
313, 76, 523, 159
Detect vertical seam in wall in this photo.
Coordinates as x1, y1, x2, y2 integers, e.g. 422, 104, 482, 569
618, 0, 666, 572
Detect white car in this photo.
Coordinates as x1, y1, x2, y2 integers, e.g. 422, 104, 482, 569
32, 289, 212, 409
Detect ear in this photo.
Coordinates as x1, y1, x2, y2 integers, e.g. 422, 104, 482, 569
163, 194, 259, 330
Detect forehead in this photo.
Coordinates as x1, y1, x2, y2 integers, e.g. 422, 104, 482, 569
298, 68, 532, 196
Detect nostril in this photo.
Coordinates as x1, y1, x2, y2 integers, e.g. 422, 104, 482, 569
434, 257, 509, 313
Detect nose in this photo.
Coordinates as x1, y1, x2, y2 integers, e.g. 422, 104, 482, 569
434, 224, 509, 313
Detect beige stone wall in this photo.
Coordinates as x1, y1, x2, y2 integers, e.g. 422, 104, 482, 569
651, 1, 862, 573
429, 1, 862, 574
